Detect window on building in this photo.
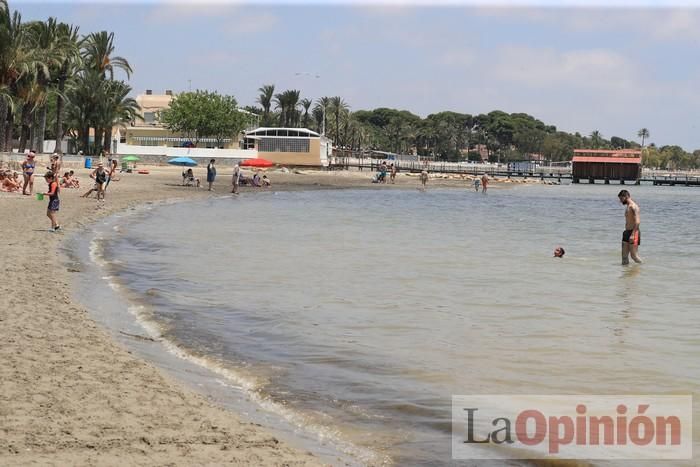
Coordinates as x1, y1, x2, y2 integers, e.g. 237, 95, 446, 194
144, 112, 156, 124
258, 137, 310, 153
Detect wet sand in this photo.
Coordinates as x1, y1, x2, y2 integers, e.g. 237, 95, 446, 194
0, 165, 524, 465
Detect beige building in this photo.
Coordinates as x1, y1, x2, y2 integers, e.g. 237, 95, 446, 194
243, 128, 331, 167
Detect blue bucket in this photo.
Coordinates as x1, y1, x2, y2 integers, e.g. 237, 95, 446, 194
84, 157, 92, 169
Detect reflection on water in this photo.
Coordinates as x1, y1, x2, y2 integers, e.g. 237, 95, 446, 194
102, 185, 700, 466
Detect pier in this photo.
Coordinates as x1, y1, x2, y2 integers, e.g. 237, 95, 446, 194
329, 157, 700, 187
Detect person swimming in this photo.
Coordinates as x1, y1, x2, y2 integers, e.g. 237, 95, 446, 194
553, 247, 565, 258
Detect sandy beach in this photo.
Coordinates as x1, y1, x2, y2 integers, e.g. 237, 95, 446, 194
0, 164, 526, 465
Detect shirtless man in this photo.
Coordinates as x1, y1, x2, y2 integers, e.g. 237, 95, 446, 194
481, 173, 489, 193
618, 190, 642, 265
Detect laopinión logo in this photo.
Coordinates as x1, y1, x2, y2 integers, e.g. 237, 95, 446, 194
452, 395, 692, 460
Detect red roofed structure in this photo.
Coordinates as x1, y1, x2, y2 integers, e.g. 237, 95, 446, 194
572, 149, 642, 183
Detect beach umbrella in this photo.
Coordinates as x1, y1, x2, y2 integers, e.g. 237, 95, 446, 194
122, 155, 140, 162
167, 157, 198, 167
240, 158, 274, 168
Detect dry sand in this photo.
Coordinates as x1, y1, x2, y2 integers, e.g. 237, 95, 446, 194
0, 164, 531, 466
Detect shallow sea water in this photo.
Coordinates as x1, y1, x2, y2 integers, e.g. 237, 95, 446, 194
95, 184, 700, 466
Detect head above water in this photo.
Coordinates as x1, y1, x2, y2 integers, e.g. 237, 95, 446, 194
618, 189, 631, 205
554, 247, 565, 258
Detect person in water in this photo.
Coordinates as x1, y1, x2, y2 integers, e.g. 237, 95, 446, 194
21, 151, 36, 195
43, 171, 60, 231
618, 190, 643, 265
481, 173, 489, 193
553, 247, 565, 258
474, 177, 481, 192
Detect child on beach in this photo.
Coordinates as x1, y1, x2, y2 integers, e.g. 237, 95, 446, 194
420, 169, 428, 188
43, 171, 60, 231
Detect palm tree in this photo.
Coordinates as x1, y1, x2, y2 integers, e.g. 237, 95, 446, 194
257, 84, 274, 126
26, 17, 71, 153
329, 96, 349, 145
96, 79, 139, 153
637, 128, 649, 148
64, 70, 102, 153
273, 89, 301, 127
273, 91, 286, 127
590, 130, 602, 149
0, 6, 42, 151
81, 31, 131, 79
300, 98, 312, 128
285, 89, 300, 127
314, 96, 330, 135
51, 21, 80, 152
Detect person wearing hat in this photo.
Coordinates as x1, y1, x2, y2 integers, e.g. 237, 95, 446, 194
21, 151, 36, 195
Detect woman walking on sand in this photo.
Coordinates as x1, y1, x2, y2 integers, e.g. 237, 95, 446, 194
21, 151, 36, 195
43, 171, 60, 231
207, 159, 217, 191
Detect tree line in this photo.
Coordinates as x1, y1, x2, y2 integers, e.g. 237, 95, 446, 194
247, 84, 700, 169
1, 0, 138, 156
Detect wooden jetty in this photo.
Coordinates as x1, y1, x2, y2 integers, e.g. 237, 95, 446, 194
329, 157, 700, 187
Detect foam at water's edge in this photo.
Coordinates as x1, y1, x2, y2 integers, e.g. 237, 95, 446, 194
76, 201, 382, 466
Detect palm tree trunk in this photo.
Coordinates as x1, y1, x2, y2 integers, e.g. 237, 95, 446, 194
81, 126, 90, 154
19, 105, 31, 153
54, 79, 66, 153
34, 104, 47, 154
94, 127, 103, 155
0, 98, 7, 153
104, 126, 113, 153
5, 111, 13, 153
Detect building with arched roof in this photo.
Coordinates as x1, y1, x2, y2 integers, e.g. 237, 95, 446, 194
243, 127, 331, 167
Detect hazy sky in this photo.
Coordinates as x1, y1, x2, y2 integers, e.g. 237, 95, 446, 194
13, 1, 700, 149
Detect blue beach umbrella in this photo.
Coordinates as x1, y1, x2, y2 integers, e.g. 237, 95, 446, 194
168, 157, 198, 167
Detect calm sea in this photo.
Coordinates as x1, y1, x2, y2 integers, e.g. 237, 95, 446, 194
93, 184, 700, 466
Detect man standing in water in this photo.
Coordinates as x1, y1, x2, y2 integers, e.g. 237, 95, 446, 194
618, 190, 642, 265
481, 173, 489, 193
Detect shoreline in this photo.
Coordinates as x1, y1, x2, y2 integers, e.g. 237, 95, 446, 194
0, 166, 538, 466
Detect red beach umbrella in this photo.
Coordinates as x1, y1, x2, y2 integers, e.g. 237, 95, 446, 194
240, 158, 274, 168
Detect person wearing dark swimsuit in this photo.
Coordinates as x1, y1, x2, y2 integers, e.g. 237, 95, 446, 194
21, 152, 36, 195
44, 171, 60, 231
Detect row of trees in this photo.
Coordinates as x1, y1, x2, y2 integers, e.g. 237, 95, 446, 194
0, 1, 138, 155
245, 83, 699, 169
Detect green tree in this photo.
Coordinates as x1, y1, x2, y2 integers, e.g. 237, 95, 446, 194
160, 90, 244, 147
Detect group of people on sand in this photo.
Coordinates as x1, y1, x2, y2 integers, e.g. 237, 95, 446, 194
200, 159, 271, 195
0, 169, 22, 192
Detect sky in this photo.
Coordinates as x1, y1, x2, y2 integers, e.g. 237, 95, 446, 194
12, 0, 700, 149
